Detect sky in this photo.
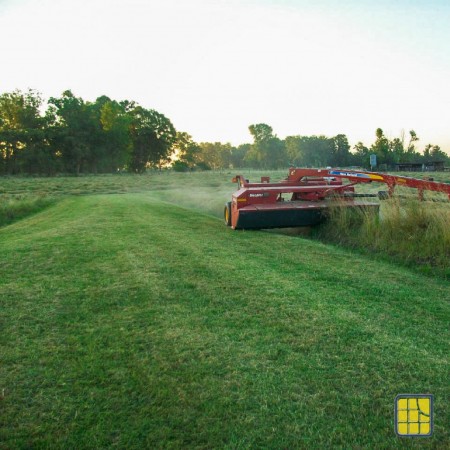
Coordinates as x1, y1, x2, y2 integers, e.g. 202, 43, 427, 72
1, 0, 449, 152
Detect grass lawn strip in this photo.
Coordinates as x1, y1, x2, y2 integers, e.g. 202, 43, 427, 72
0, 194, 448, 448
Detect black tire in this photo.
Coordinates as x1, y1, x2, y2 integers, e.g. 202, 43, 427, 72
224, 202, 232, 226
378, 191, 389, 200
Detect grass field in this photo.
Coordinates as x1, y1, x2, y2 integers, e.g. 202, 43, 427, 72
1, 172, 449, 448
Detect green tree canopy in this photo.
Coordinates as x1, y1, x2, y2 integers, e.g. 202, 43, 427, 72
285, 135, 334, 167
1, 88, 449, 174
230, 144, 250, 169
0, 89, 47, 174
171, 132, 200, 171
48, 90, 96, 174
370, 128, 391, 165
330, 134, 351, 167
246, 123, 287, 169
196, 142, 232, 170
127, 106, 176, 172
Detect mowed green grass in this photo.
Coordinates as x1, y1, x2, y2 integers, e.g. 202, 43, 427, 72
1, 193, 449, 448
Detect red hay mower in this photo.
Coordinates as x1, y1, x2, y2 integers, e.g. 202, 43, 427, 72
224, 168, 450, 230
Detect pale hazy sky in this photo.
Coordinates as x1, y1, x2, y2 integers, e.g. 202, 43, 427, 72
1, 0, 449, 152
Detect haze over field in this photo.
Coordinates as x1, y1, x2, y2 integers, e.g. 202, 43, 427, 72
1, 0, 449, 151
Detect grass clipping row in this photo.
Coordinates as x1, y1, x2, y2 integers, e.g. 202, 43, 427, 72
315, 196, 450, 278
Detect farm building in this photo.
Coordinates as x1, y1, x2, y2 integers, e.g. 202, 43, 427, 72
394, 161, 445, 172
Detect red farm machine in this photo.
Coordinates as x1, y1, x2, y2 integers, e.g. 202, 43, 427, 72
224, 168, 450, 230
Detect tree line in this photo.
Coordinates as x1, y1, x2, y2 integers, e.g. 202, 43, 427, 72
0, 89, 448, 175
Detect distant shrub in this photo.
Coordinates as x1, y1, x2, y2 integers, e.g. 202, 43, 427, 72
172, 161, 190, 172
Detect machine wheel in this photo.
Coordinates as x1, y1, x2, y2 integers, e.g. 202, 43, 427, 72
378, 190, 389, 200
224, 202, 232, 226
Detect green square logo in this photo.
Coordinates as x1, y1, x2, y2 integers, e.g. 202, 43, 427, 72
395, 394, 433, 437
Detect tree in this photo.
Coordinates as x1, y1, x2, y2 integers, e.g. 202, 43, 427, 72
306, 136, 333, 167
0, 89, 181, 174
285, 136, 304, 166
248, 123, 273, 142
402, 130, 420, 162
352, 142, 370, 167
128, 105, 176, 173
47, 92, 134, 174
230, 144, 250, 168
0, 89, 47, 174
423, 144, 448, 163
197, 142, 232, 170
246, 123, 287, 169
370, 128, 391, 166
48, 90, 95, 175
407, 130, 418, 152
97, 97, 132, 172
171, 132, 200, 171
285, 135, 335, 167
389, 138, 404, 163
330, 134, 351, 167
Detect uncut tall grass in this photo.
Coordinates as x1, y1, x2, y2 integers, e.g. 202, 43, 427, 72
316, 197, 450, 277
0, 194, 55, 227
